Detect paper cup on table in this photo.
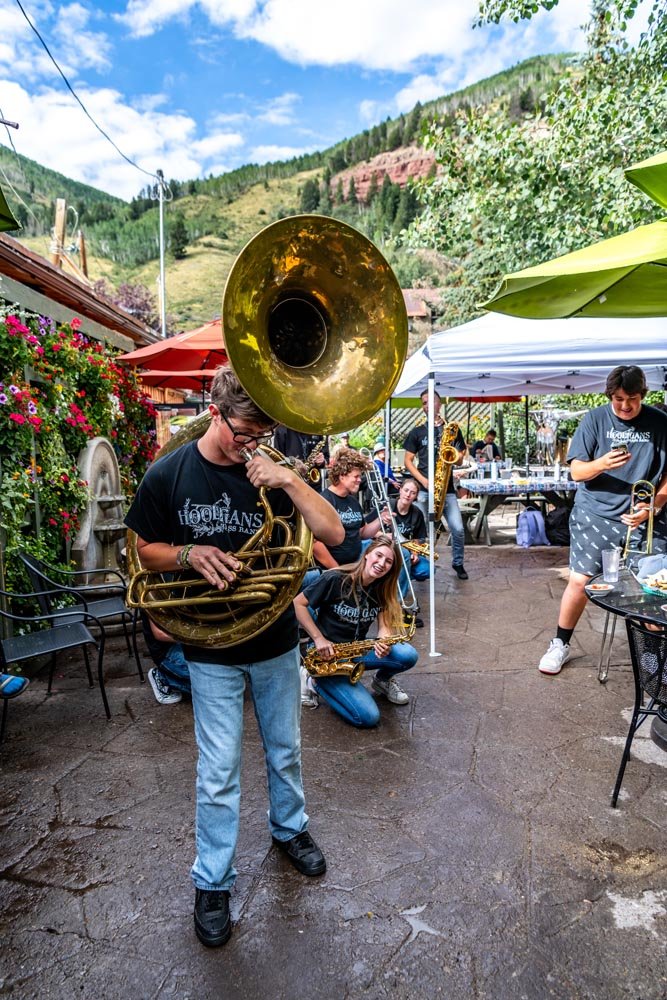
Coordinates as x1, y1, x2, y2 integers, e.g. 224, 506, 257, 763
602, 548, 620, 583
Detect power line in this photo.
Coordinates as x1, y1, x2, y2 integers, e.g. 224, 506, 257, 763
15, 0, 158, 182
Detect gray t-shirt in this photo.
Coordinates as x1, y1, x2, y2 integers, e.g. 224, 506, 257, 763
568, 402, 667, 520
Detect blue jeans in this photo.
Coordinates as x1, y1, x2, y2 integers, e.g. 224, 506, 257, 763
157, 644, 191, 694
188, 648, 307, 891
314, 642, 418, 728
418, 490, 465, 567
398, 553, 430, 601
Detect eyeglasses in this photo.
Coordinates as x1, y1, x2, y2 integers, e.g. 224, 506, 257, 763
219, 412, 275, 445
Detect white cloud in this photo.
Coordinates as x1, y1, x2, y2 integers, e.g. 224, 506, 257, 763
249, 142, 316, 163
192, 132, 244, 157
0, 79, 208, 200
258, 92, 300, 125
54, 4, 113, 73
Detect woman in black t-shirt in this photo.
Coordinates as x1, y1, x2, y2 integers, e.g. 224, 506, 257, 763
294, 535, 418, 727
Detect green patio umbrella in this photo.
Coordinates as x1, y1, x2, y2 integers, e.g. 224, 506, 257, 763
485, 149, 667, 319
485, 220, 667, 318
0, 184, 18, 232
625, 149, 667, 211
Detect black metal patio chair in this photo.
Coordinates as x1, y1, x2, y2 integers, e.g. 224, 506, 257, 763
18, 551, 144, 684
0, 587, 109, 741
611, 618, 667, 807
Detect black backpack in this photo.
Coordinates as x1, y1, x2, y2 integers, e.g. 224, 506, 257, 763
545, 506, 571, 546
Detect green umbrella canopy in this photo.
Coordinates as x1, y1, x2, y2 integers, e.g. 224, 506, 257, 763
0, 184, 19, 232
625, 149, 667, 210
485, 219, 667, 318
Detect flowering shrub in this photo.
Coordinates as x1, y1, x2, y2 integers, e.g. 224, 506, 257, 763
0, 308, 158, 589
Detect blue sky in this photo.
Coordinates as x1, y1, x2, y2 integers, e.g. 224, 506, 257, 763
0, 0, 597, 201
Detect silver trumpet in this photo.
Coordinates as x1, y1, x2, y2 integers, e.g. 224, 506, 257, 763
359, 448, 419, 618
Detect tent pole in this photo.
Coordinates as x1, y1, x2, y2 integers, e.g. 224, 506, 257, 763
427, 375, 441, 658
524, 395, 530, 472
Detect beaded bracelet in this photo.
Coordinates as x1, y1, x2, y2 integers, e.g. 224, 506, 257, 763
178, 543, 195, 568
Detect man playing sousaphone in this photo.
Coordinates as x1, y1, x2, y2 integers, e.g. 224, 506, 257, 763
125, 367, 343, 948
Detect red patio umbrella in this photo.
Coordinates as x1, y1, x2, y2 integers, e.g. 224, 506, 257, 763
137, 369, 218, 391
119, 319, 227, 372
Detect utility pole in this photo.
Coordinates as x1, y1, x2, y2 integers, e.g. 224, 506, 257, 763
156, 169, 167, 339
49, 198, 67, 268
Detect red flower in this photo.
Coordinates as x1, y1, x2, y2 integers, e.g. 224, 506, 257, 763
9, 413, 26, 424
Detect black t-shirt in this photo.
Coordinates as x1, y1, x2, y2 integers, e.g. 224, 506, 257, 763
303, 570, 381, 643
403, 422, 465, 494
319, 488, 375, 565
568, 402, 667, 520
125, 440, 299, 664
390, 499, 426, 541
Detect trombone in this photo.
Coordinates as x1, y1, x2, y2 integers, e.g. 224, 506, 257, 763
359, 448, 419, 618
622, 479, 655, 559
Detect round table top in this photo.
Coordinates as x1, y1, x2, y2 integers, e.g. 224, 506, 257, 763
585, 568, 667, 627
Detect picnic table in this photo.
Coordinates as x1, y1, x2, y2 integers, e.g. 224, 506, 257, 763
458, 475, 579, 545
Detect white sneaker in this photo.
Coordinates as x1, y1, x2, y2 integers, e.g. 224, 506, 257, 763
300, 665, 319, 708
538, 639, 571, 675
148, 667, 182, 705
372, 676, 409, 705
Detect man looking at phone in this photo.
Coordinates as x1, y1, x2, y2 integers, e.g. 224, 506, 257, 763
538, 365, 667, 675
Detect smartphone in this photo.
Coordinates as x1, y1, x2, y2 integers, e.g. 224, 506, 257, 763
612, 444, 629, 454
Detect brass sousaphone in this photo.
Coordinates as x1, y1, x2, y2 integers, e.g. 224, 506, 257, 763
127, 215, 409, 647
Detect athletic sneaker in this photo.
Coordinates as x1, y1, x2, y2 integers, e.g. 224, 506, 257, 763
300, 665, 319, 709
147, 667, 182, 705
538, 638, 571, 675
372, 675, 409, 705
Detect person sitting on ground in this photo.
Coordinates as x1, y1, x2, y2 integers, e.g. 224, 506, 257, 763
472, 429, 502, 462
538, 365, 667, 676
389, 477, 429, 627
294, 535, 418, 727
141, 612, 192, 705
313, 447, 392, 569
372, 442, 400, 496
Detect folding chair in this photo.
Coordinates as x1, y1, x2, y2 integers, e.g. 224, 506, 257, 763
610, 618, 667, 807
18, 551, 143, 684
0, 587, 109, 739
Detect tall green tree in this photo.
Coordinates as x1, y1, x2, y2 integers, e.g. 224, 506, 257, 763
403, 0, 667, 327
169, 214, 189, 259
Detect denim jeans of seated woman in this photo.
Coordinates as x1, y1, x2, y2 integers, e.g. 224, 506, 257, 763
417, 490, 464, 566
398, 553, 430, 602
313, 642, 418, 728
188, 648, 307, 891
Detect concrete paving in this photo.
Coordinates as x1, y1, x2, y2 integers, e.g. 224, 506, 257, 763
1, 507, 666, 999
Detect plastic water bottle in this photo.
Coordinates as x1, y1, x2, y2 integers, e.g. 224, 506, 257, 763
554, 460, 560, 481
490, 461, 498, 480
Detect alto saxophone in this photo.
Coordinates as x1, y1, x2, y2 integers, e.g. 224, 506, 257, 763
303, 620, 416, 684
402, 539, 439, 561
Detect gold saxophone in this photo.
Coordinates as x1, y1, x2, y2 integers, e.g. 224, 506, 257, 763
303, 438, 326, 484
402, 540, 439, 561
303, 620, 416, 684
434, 422, 461, 538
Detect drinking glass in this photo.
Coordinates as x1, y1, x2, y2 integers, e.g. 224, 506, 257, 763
602, 548, 620, 583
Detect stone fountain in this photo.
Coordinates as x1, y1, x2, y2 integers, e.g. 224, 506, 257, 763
72, 437, 127, 580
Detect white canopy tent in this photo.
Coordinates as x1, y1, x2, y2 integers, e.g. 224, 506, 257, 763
394, 313, 667, 399
389, 312, 667, 657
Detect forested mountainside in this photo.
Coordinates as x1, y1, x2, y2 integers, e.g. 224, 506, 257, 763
5, 54, 566, 327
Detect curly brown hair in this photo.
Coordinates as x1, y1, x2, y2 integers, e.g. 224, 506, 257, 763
329, 446, 372, 485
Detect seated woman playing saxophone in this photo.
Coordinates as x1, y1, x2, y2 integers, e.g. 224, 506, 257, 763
294, 535, 418, 728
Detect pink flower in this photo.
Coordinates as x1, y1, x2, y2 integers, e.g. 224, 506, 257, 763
9, 413, 26, 424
